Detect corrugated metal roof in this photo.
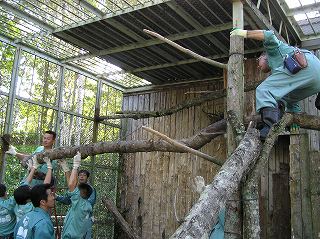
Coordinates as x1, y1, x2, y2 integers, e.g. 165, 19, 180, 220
0, 0, 309, 89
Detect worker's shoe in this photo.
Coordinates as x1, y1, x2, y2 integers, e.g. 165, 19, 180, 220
259, 107, 280, 140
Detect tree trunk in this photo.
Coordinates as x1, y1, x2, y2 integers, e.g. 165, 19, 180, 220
170, 124, 262, 238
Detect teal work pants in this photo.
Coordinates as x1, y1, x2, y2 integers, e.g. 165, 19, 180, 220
256, 53, 320, 113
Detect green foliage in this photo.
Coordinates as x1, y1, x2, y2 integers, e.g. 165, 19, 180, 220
0, 40, 124, 238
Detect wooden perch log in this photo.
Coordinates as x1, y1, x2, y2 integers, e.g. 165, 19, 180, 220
102, 197, 140, 239
143, 29, 227, 69
243, 113, 294, 238
170, 123, 262, 238
142, 126, 223, 165
28, 119, 227, 163
98, 80, 262, 121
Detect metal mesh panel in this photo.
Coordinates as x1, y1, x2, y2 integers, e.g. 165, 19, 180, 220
17, 51, 60, 105
0, 41, 123, 238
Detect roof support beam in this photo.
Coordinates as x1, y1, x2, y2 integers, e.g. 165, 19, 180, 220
287, 2, 320, 16
243, 0, 286, 42
99, 47, 264, 77
78, 0, 104, 17
273, 0, 303, 40
167, 1, 229, 53
53, 0, 171, 33
0, 1, 54, 32
62, 22, 232, 63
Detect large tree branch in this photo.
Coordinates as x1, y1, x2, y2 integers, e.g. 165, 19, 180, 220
31, 119, 227, 163
170, 123, 262, 238
98, 81, 262, 121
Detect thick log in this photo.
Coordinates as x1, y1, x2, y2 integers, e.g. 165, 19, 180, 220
242, 113, 293, 238
102, 197, 140, 239
170, 123, 262, 238
29, 119, 227, 163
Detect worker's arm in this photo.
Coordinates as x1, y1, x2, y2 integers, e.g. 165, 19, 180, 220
43, 157, 52, 184
230, 29, 265, 41
24, 155, 39, 184
68, 152, 81, 192
5, 145, 30, 161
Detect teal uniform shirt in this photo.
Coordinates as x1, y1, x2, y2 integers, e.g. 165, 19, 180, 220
14, 207, 54, 239
62, 188, 93, 239
14, 203, 34, 223
57, 185, 96, 239
256, 30, 320, 112
26, 146, 58, 186
14, 181, 34, 222
0, 197, 16, 236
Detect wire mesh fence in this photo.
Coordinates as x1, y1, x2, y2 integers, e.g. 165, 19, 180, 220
0, 39, 123, 238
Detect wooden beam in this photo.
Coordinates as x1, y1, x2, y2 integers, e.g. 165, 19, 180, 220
62, 22, 232, 63
243, 0, 286, 42
102, 197, 141, 239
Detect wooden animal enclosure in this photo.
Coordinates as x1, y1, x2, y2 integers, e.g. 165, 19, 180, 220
117, 58, 320, 238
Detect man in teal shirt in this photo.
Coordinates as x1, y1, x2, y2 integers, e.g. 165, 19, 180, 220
13, 155, 53, 222
0, 184, 16, 239
5, 130, 58, 186
230, 29, 320, 139
56, 168, 96, 239
14, 183, 55, 239
61, 152, 93, 239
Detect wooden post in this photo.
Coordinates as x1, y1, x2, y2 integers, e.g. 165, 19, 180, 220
224, 1, 244, 238
289, 132, 313, 239
310, 152, 320, 238
102, 197, 141, 239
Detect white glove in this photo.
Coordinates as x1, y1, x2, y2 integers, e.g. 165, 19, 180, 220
58, 159, 70, 172
230, 28, 247, 38
73, 152, 81, 169
5, 145, 17, 156
32, 155, 40, 169
43, 157, 52, 169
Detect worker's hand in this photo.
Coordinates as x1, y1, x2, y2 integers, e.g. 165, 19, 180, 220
5, 145, 17, 156
290, 123, 300, 134
58, 159, 70, 172
230, 28, 247, 38
32, 155, 40, 169
73, 152, 81, 169
43, 157, 52, 169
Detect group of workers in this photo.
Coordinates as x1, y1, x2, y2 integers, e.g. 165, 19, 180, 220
0, 130, 96, 239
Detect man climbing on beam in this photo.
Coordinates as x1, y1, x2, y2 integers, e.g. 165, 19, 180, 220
5, 130, 58, 186
59, 152, 93, 239
230, 29, 320, 140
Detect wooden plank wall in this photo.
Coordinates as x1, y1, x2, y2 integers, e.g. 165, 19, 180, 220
117, 58, 320, 238
119, 80, 226, 238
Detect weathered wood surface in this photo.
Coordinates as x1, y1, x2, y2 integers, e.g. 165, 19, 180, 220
171, 125, 262, 238
289, 133, 314, 239
310, 152, 320, 239
119, 82, 226, 239
103, 197, 141, 239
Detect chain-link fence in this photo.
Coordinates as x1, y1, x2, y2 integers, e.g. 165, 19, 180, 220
0, 40, 123, 238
